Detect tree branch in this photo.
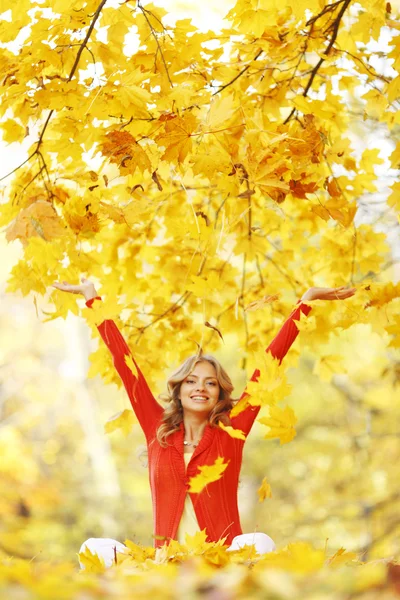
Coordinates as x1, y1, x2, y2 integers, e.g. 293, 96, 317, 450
212, 49, 263, 96
0, 0, 107, 182
284, 0, 352, 124
137, 1, 173, 88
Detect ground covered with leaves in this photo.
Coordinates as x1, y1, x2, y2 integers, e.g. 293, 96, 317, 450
1, 535, 400, 600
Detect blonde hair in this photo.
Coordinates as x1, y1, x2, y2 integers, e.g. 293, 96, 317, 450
154, 354, 235, 449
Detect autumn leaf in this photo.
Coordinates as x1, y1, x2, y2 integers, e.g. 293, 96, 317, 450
188, 457, 230, 494
78, 546, 106, 573
257, 476, 272, 502
124, 353, 139, 380
5, 200, 67, 247
100, 130, 152, 175
244, 294, 280, 312
258, 405, 297, 445
244, 351, 292, 407
104, 409, 137, 437
155, 112, 198, 163
218, 421, 246, 440
326, 547, 359, 567
259, 542, 326, 574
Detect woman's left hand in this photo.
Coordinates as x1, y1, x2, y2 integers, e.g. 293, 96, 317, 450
301, 286, 357, 302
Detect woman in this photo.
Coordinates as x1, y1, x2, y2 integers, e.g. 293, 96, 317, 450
52, 277, 356, 564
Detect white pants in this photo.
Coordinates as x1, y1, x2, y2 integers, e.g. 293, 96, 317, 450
79, 533, 276, 569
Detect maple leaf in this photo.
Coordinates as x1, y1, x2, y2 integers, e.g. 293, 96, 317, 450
258, 405, 297, 445
5, 200, 67, 247
155, 112, 198, 163
326, 547, 360, 567
257, 476, 272, 502
78, 546, 106, 573
100, 130, 151, 175
124, 353, 139, 379
244, 294, 280, 312
260, 542, 326, 574
218, 421, 246, 440
188, 457, 230, 494
244, 351, 292, 407
104, 409, 137, 436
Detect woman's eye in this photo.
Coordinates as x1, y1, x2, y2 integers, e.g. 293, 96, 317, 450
207, 382, 216, 386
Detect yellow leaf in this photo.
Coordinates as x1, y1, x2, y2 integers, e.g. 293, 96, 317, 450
244, 351, 292, 407
124, 353, 139, 379
5, 200, 67, 247
182, 529, 209, 551
229, 396, 251, 418
205, 94, 237, 129
385, 315, 400, 348
244, 294, 280, 312
218, 421, 246, 440
83, 299, 120, 328
259, 541, 325, 573
294, 314, 317, 334
186, 272, 222, 298
104, 409, 137, 437
155, 112, 198, 163
326, 547, 360, 568
258, 405, 297, 445
257, 476, 272, 502
1, 118, 26, 143
188, 456, 229, 494
78, 546, 106, 573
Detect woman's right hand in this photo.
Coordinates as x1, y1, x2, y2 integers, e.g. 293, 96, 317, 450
52, 276, 98, 301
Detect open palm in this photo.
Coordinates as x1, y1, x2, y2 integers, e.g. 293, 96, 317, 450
301, 286, 357, 302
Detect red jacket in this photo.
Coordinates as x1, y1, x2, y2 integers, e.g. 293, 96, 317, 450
86, 296, 312, 548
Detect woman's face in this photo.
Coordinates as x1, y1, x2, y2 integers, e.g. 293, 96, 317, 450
179, 361, 220, 415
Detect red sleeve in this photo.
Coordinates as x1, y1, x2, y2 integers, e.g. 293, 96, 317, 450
229, 299, 312, 436
85, 296, 163, 442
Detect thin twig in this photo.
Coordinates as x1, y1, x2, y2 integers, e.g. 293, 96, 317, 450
212, 49, 263, 96
0, 0, 107, 182
137, 1, 173, 88
284, 0, 352, 124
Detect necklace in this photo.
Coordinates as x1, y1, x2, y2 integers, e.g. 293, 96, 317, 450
183, 440, 199, 448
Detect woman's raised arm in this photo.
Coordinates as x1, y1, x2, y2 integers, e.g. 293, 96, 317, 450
52, 277, 163, 442
229, 286, 356, 436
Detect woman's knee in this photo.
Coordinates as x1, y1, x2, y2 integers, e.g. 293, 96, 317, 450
79, 537, 128, 569
227, 532, 276, 554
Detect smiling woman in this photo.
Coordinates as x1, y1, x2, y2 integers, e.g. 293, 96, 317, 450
156, 355, 234, 450
51, 276, 356, 566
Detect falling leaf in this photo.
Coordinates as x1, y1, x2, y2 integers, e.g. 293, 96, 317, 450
245, 294, 280, 312
218, 421, 246, 440
257, 476, 272, 502
104, 409, 137, 436
188, 456, 230, 494
258, 405, 297, 445
5, 200, 66, 247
